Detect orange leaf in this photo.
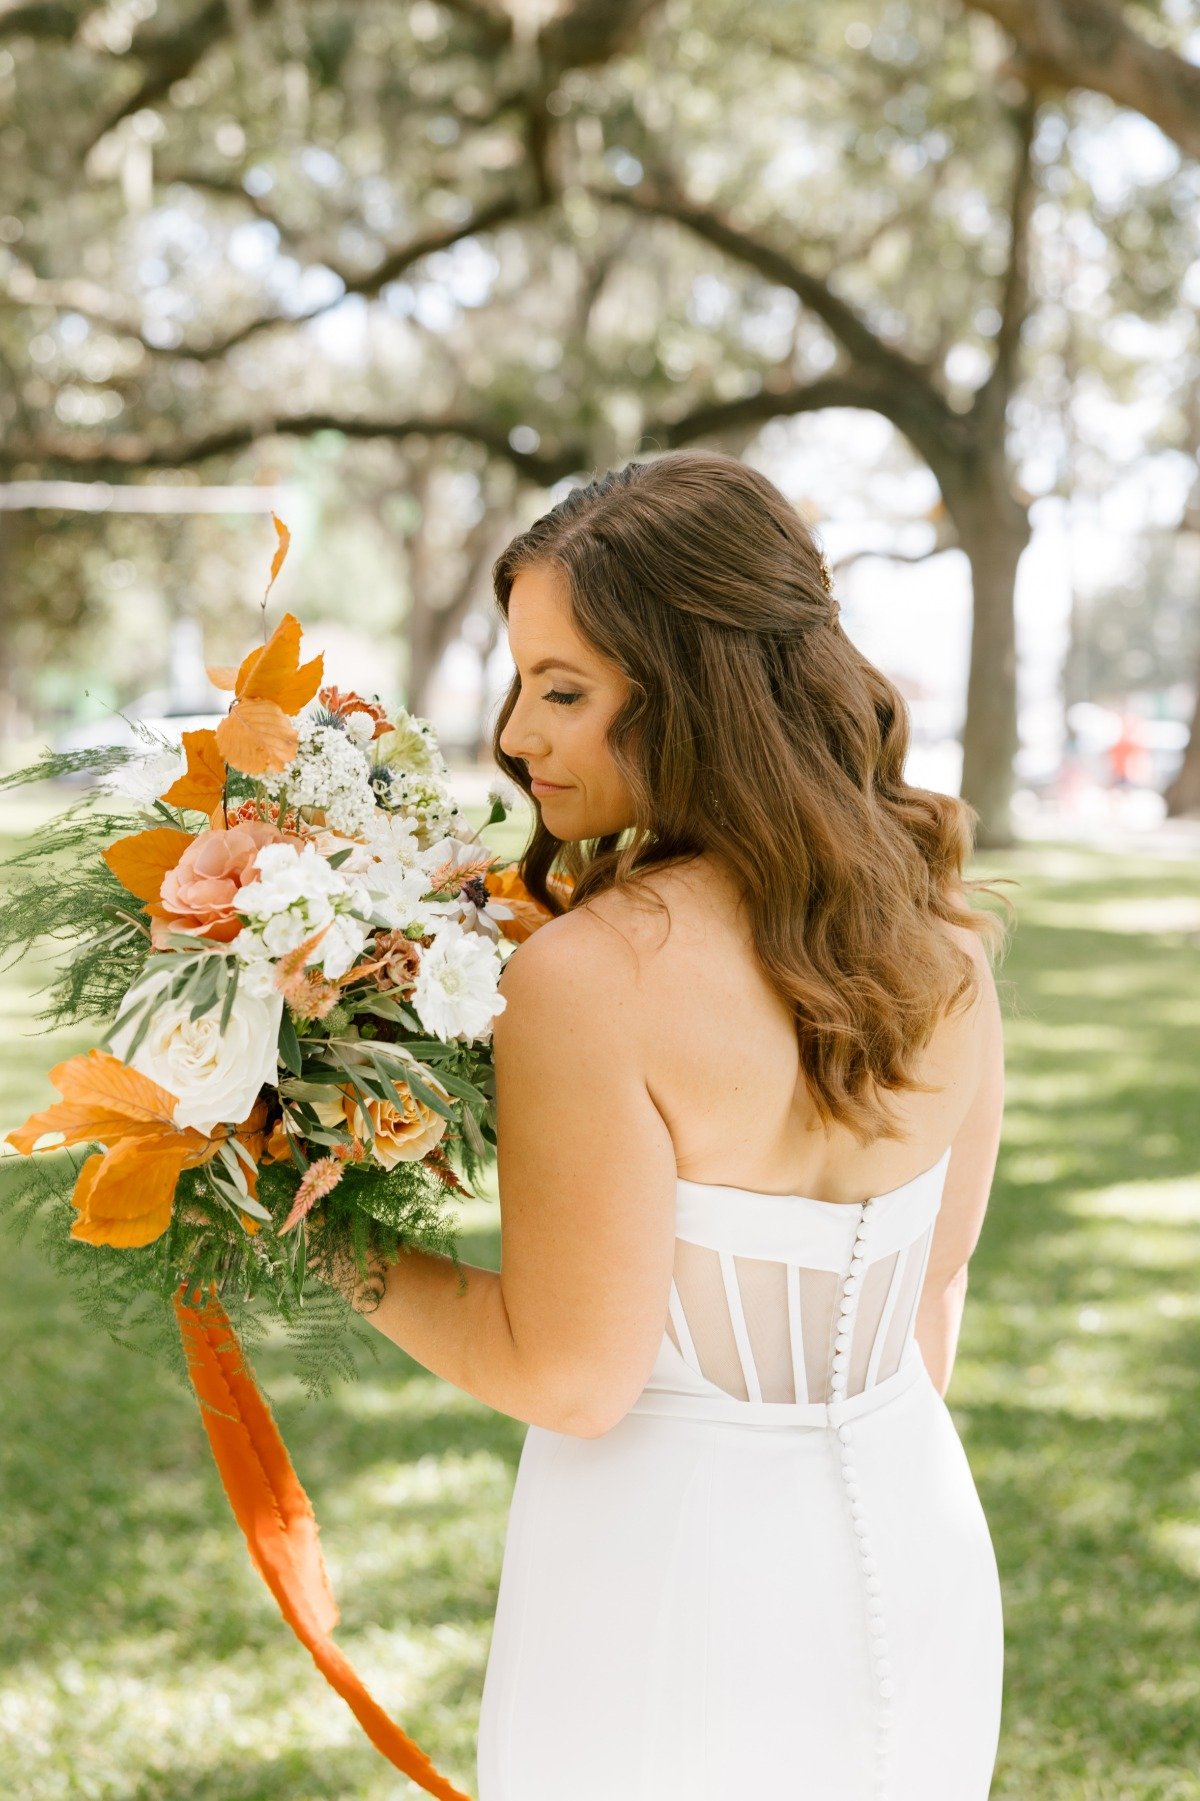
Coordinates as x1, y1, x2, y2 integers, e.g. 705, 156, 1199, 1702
234, 612, 323, 714
160, 729, 227, 813
69, 1136, 189, 1247
483, 864, 559, 942
101, 826, 195, 904
4, 1048, 186, 1154
206, 664, 239, 692
215, 697, 301, 776
268, 513, 291, 588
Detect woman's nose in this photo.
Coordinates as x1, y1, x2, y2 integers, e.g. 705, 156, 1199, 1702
499, 698, 546, 762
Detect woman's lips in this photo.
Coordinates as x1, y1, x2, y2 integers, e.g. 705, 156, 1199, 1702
530, 777, 570, 794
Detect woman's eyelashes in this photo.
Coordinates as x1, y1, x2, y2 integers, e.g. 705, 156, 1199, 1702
543, 688, 582, 706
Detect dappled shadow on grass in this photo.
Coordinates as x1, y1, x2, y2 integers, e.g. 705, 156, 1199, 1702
969, 1396, 1200, 1790
955, 845, 1200, 1793
0, 1221, 520, 1668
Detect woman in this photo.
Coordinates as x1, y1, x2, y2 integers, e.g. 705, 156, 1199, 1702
344, 449, 1012, 1800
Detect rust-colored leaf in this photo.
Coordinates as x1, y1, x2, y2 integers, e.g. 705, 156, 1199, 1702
160, 729, 227, 813
69, 1136, 191, 1247
215, 696, 301, 775
483, 864, 560, 942
206, 664, 239, 692
101, 825, 195, 904
268, 513, 291, 588
233, 611, 324, 715
4, 1048, 186, 1155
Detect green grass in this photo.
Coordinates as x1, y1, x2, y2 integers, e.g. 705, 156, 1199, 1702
1, 794, 1199, 1799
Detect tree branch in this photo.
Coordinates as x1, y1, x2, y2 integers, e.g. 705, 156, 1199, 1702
436, 0, 513, 54
640, 371, 895, 449
965, 0, 1200, 160
84, 0, 280, 151
975, 91, 1040, 425
0, 1, 82, 39
0, 411, 589, 486
0, 190, 529, 363
592, 177, 948, 412
537, 0, 668, 73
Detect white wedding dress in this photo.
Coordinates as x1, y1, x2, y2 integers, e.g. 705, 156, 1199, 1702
477, 1146, 1003, 1800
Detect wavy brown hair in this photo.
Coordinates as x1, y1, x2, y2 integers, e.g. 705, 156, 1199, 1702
490, 448, 1016, 1143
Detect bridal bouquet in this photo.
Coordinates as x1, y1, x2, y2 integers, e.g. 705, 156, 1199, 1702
0, 519, 557, 1393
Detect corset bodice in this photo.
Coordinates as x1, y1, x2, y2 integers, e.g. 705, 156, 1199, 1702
627, 1146, 952, 1428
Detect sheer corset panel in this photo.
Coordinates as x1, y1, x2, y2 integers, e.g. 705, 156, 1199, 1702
661, 1149, 951, 1408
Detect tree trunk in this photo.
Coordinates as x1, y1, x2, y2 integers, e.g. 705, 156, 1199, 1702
1164, 633, 1200, 817
946, 470, 1032, 850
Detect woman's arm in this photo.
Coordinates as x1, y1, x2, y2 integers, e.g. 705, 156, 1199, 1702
320, 906, 679, 1438
914, 935, 1005, 1397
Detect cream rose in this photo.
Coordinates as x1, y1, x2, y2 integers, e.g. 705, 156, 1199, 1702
107, 958, 283, 1134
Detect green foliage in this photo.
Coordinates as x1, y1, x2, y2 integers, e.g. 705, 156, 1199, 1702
0, 747, 157, 1028
0, 1134, 469, 1405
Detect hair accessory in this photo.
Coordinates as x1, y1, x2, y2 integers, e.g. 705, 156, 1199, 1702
817, 552, 834, 596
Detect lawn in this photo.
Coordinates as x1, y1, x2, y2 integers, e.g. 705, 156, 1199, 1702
1, 789, 1198, 1800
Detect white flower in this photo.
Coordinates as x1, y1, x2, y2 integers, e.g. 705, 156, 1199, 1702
361, 809, 423, 866
260, 720, 377, 837
235, 840, 373, 980
305, 810, 423, 881
343, 710, 376, 745
97, 744, 186, 809
411, 919, 507, 1043
236, 841, 346, 920
260, 909, 320, 958
107, 958, 282, 1134
363, 859, 439, 934
486, 780, 518, 812
308, 911, 369, 980
233, 939, 280, 999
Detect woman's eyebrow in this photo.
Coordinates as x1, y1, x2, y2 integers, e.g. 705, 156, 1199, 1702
528, 658, 591, 677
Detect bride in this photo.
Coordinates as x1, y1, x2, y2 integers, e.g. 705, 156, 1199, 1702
341, 448, 1010, 1800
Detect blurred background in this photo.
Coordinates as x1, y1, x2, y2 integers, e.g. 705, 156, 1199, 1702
1, 2, 1198, 1798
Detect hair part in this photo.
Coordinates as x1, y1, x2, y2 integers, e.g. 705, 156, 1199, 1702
490, 448, 1016, 1144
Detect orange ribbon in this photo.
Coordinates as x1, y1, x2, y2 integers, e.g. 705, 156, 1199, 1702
173, 1282, 473, 1801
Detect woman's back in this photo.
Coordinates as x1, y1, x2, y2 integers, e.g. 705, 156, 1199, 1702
590, 852, 990, 1202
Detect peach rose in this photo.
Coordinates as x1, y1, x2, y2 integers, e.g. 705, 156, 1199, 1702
149, 819, 292, 950
311, 1075, 449, 1170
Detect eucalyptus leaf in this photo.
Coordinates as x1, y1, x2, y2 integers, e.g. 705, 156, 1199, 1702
460, 1106, 488, 1157
278, 1010, 303, 1077
218, 959, 240, 1033
401, 1066, 456, 1121
236, 1191, 273, 1222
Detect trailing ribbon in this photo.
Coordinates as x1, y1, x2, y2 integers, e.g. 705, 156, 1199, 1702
173, 1281, 473, 1801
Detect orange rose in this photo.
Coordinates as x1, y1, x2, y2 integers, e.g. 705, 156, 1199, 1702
149, 819, 291, 950
310, 1077, 449, 1170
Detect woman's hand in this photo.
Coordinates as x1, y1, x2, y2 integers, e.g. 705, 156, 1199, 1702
305, 1227, 389, 1314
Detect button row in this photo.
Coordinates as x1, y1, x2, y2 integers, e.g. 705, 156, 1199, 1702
831, 1200, 893, 1800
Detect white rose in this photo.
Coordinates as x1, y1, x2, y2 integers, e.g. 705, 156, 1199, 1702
107, 959, 283, 1134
